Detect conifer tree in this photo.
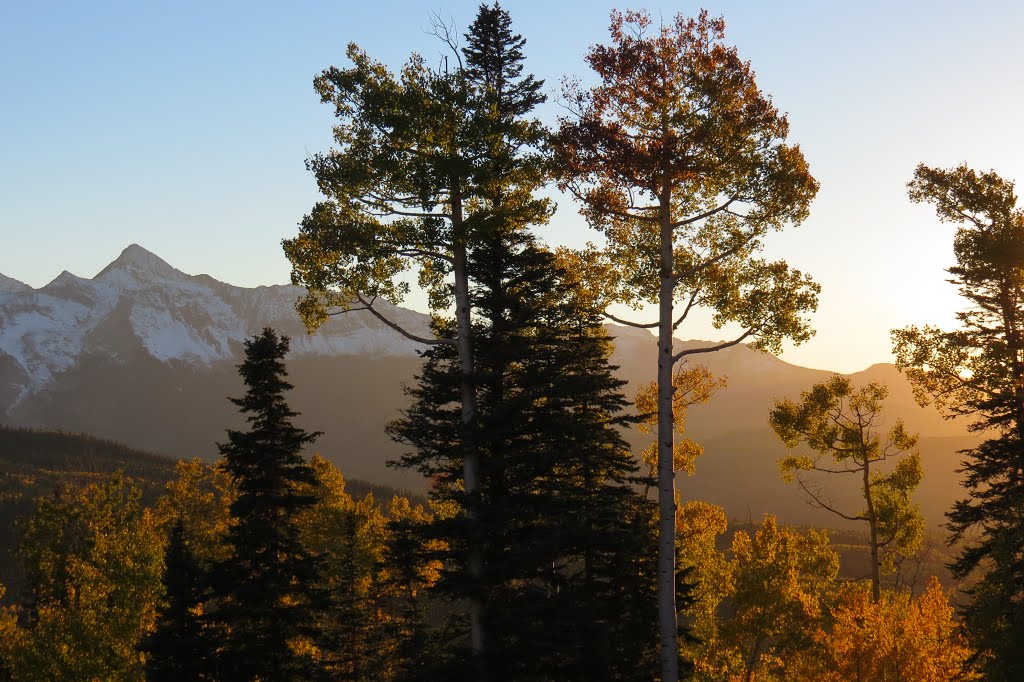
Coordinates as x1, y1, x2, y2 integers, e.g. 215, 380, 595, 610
390, 232, 661, 681
284, 6, 548, 662
143, 519, 211, 681
893, 163, 1024, 679
206, 328, 325, 681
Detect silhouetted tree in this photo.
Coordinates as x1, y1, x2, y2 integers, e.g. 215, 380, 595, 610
206, 329, 325, 681
894, 163, 1024, 680
391, 232, 661, 681
143, 519, 212, 681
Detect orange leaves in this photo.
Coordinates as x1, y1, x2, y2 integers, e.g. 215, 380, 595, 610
799, 578, 979, 682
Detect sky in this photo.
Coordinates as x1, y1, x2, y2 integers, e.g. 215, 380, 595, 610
2, 1, 1023, 373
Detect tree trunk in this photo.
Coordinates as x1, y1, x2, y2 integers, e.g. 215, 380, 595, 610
451, 183, 485, 669
861, 445, 881, 603
657, 179, 678, 682
743, 638, 763, 682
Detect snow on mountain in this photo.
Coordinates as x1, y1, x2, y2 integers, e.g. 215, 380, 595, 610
0, 244, 431, 408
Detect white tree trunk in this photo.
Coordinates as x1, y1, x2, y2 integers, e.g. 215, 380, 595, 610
657, 181, 679, 682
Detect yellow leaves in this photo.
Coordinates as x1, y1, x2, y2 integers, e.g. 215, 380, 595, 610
777, 454, 815, 482
153, 458, 235, 564
5, 475, 164, 681
553, 245, 623, 311
635, 364, 725, 477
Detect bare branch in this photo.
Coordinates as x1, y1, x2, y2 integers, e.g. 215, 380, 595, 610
672, 327, 756, 363
350, 292, 452, 346
795, 477, 864, 522
604, 311, 659, 329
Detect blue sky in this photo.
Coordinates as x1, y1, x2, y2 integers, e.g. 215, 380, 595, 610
2, 1, 1023, 371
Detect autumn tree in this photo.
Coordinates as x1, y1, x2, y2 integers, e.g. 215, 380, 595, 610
0, 475, 164, 681
554, 11, 819, 678
152, 458, 235, 565
205, 329, 326, 680
675, 501, 734, 679
791, 578, 978, 682
294, 454, 436, 681
769, 375, 924, 602
283, 5, 548, 662
893, 163, 1024, 679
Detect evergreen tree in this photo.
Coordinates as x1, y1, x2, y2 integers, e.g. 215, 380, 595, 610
206, 328, 325, 681
143, 519, 212, 681
284, 6, 549, 663
390, 232, 661, 681
893, 164, 1024, 679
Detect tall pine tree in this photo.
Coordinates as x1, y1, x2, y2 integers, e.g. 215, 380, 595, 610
206, 328, 326, 681
390, 232, 661, 681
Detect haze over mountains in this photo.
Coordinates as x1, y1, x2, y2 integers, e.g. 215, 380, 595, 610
0, 245, 974, 530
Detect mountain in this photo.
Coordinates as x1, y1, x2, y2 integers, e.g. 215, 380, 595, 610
0, 245, 976, 529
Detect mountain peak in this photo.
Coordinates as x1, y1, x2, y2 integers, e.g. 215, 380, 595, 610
96, 244, 178, 281
0, 272, 31, 294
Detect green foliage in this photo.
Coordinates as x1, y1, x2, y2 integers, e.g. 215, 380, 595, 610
283, 3, 549, 326
205, 329, 326, 680
893, 163, 1024, 679
390, 231, 662, 680
770, 375, 924, 598
0, 475, 164, 681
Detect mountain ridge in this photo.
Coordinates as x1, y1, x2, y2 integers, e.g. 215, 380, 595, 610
0, 245, 973, 529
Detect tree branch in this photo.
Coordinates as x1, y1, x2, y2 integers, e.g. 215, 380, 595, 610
669, 194, 740, 228
603, 311, 659, 329
795, 477, 864, 522
349, 293, 452, 346
672, 328, 756, 363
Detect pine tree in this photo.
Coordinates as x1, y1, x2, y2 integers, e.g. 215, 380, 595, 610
206, 328, 325, 681
284, 7, 549, 664
143, 519, 212, 681
390, 232, 660, 680
893, 164, 1024, 679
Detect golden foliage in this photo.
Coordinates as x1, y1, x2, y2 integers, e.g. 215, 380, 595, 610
152, 458, 235, 564
791, 578, 979, 682
1, 475, 165, 681
636, 364, 725, 476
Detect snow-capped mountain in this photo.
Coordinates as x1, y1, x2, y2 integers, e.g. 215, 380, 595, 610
0, 244, 430, 409
0, 245, 974, 528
